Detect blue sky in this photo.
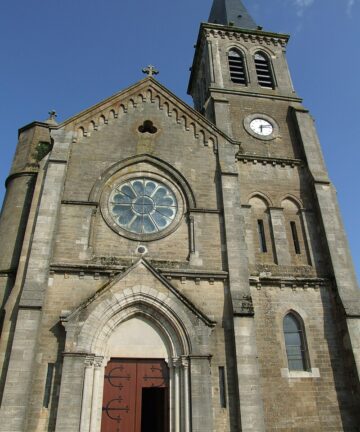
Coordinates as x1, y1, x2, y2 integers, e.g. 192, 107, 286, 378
0, 0, 359, 281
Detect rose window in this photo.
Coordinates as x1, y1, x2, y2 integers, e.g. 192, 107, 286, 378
109, 178, 178, 234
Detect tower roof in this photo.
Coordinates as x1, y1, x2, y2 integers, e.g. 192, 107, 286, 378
208, 0, 258, 30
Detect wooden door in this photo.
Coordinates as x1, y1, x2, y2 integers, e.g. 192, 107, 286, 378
101, 359, 169, 432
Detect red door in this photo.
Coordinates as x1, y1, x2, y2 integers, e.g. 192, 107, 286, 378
101, 359, 169, 432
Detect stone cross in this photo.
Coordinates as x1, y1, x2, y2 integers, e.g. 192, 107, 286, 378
142, 65, 159, 77
48, 110, 57, 120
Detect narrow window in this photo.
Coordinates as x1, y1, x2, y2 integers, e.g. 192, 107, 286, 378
43, 363, 55, 408
228, 50, 247, 85
254, 52, 274, 88
290, 221, 301, 254
283, 314, 308, 371
257, 219, 267, 253
219, 367, 227, 408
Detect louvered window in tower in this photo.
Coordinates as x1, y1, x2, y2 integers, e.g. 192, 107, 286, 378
228, 50, 247, 85
254, 52, 274, 88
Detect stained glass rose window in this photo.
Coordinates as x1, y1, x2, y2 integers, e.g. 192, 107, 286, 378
109, 178, 178, 234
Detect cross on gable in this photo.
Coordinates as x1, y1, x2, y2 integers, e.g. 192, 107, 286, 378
142, 65, 159, 77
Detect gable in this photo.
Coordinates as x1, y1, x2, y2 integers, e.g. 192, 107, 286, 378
63, 259, 215, 328
58, 77, 226, 151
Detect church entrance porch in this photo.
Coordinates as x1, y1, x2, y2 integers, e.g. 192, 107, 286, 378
101, 359, 169, 432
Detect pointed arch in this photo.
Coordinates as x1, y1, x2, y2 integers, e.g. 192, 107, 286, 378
281, 196, 310, 262
283, 311, 310, 371
248, 193, 275, 262
76, 289, 192, 358
89, 154, 196, 208
248, 192, 273, 207
280, 194, 303, 210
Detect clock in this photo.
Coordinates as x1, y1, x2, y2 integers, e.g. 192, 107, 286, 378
249, 118, 274, 136
244, 114, 279, 140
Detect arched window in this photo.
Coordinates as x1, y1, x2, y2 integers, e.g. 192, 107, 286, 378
248, 196, 275, 264
254, 52, 274, 88
228, 49, 247, 85
283, 313, 309, 371
281, 198, 310, 265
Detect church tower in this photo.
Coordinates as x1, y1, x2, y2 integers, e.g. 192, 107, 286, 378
0, 1, 359, 431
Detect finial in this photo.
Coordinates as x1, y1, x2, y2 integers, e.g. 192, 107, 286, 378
49, 110, 57, 120
46, 110, 58, 125
142, 65, 159, 77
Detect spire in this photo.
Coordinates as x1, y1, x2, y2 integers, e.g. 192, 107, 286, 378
208, 0, 258, 30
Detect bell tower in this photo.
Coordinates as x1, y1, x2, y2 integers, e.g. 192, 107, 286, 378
189, 0, 360, 430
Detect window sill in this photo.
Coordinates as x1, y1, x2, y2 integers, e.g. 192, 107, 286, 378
281, 368, 320, 379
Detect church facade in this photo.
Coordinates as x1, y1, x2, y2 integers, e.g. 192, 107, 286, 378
0, 1, 359, 431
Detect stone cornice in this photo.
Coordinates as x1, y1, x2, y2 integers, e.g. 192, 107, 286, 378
201, 22, 290, 42
5, 171, 38, 188
210, 87, 302, 103
249, 275, 330, 290
237, 154, 304, 168
50, 261, 228, 283
18, 121, 50, 137
61, 200, 98, 206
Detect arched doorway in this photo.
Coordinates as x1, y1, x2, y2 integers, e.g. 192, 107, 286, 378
56, 274, 215, 432
101, 317, 170, 432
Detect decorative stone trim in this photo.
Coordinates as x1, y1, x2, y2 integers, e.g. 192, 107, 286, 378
61, 200, 98, 207
204, 27, 288, 48
159, 269, 228, 282
249, 276, 328, 291
71, 84, 219, 153
49, 263, 228, 284
237, 154, 303, 168
188, 208, 221, 214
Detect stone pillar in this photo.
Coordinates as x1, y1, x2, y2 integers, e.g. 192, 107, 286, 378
269, 207, 291, 265
90, 357, 104, 432
174, 358, 181, 432
234, 316, 266, 432
181, 357, 191, 432
299, 208, 315, 266
55, 353, 87, 432
189, 356, 213, 432
242, 205, 256, 265
0, 174, 36, 306
0, 145, 69, 429
0, 309, 41, 432
80, 356, 95, 432
189, 212, 203, 267
294, 108, 360, 382
218, 141, 266, 432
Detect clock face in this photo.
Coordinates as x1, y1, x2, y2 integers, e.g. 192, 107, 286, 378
249, 118, 274, 136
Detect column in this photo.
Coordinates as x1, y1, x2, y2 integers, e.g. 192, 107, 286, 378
90, 357, 104, 432
189, 356, 213, 432
269, 207, 291, 265
80, 356, 95, 432
181, 357, 191, 432
168, 360, 175, 432
173, 358, 181, 432
55, 353, 88, 431
233, 317, 265, 432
